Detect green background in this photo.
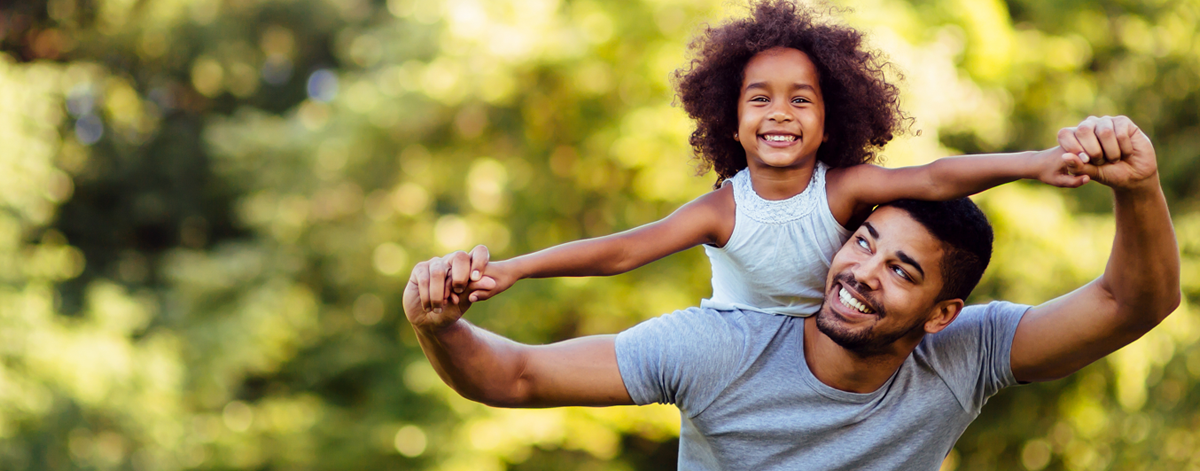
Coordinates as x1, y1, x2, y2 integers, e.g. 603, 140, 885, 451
1, 0, 1199, 469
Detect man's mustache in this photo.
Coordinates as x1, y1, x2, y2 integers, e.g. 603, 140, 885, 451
833, 273, 885, 318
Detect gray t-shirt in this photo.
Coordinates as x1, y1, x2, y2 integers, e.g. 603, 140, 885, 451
615, 301, 1029, 470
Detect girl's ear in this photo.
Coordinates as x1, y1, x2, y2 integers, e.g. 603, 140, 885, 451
734, 132, 739, 140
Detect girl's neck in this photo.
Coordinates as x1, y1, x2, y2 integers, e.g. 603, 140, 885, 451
745, 159, 818, 201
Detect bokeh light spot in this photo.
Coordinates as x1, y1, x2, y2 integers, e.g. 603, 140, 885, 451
222, 401, 254, 432
306, 69, 339, 102
373, 243, 409, 276
394, 425, 427, 457
75, 115, 104, 145
353, 293, 385, 326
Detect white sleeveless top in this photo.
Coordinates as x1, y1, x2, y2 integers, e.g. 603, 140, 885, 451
701, 162, 852, 317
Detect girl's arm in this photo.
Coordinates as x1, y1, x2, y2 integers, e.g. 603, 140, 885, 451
825, 146, 1088, 226
463, 185, 735, 303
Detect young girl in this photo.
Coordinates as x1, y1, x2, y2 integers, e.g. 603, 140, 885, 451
441, 0, 1091, 316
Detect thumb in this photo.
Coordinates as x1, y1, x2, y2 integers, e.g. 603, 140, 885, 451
1064, 153, 1100, 181
466, 276, 499, 302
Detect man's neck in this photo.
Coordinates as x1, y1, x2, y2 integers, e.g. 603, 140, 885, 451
801, 316, 920, 394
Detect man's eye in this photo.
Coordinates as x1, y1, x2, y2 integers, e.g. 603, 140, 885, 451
892, 266, 910, 280
856, 237, 869, 249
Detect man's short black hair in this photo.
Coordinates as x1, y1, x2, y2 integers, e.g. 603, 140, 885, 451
880, 198, 993, 301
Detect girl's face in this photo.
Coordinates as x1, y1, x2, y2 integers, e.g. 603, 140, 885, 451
736, 47, 827, 171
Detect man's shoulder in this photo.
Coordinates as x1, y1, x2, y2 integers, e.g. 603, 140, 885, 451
935, 300, 1032, 337
619, 307, 789, 348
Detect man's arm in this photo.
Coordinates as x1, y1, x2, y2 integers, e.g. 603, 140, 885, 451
405, 252, 634, 407
1010, 116, 1181, 383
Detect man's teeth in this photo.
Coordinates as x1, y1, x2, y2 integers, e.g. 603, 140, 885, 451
839, 287, 874, 314
763, 134, 796, 142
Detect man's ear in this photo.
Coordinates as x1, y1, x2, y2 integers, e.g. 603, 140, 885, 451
924, 298, 964, 334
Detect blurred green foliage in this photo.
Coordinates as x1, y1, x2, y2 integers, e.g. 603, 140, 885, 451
0, 0, 1198, 470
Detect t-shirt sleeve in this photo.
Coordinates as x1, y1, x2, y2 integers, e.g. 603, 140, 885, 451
920, 301, 1030, 413
614, 307, 749, 416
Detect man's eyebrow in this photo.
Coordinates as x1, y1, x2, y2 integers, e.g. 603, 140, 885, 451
863, 222, 879, 239
896, 251, 925, 278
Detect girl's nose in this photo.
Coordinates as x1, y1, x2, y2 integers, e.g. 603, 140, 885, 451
768, 105, 793, 122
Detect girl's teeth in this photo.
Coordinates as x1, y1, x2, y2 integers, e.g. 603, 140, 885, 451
764, 135, 795, 142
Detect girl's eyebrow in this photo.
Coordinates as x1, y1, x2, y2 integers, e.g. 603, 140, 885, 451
743, 82, 817, 93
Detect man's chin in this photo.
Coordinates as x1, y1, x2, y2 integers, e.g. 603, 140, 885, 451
814, 308, 876, 351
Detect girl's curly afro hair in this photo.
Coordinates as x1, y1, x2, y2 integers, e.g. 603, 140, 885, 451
676, 0, 911, 187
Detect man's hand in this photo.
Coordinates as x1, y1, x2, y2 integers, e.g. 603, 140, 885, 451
1057, 115, 1158, 191
404, 248, 498, 332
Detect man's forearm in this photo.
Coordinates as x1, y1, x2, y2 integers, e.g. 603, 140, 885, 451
413, 320, 529, 406
1104, 177, 1181, 325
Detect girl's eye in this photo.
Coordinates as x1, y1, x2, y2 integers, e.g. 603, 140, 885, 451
792, 97, 810, 104
751, 96, 768, 102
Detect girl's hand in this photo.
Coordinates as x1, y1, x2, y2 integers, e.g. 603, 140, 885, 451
1033, 146, 1093, 189
467, 259, 519, 302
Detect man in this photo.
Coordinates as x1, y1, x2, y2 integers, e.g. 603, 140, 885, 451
403, 116, 1179, 470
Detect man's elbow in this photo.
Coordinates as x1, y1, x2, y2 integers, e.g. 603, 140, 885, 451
1155, 289, 1183, 324
1122, 289, 1182, 332
454, 377, 536, 408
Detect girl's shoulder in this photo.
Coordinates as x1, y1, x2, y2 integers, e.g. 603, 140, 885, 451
692, 182, 735, 216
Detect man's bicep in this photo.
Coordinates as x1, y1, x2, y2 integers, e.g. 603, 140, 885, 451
1010, 279, 1128, 383
520, 335, 634, 407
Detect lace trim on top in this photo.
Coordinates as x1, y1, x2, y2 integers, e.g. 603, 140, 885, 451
731, 163, 826, 224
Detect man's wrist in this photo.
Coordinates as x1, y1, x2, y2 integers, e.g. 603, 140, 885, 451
414, 316, 468, 340
1110, 174, 1162, 198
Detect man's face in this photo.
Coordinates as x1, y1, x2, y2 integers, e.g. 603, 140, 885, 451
817, 206, 950, 354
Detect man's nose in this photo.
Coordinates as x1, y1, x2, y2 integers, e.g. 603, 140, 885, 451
850, 257, 884, 291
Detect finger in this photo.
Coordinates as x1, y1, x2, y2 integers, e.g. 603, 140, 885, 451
428, 258, 448, 312
1057, 129, 1084, 157
466, 276, 499, 302
469, 245, 490, 281
1073, 118, 1104, 162
1113, 116, 1135, 157
1065, 157, 1101, 182
1060, 155, 1088, 187
444, 275, 458, 305
412, 261, 433, 312
448, 251, 471, 294
1094, 117, 1121, 163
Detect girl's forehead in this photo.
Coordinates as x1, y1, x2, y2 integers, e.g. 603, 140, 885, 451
742, 47, 821, 88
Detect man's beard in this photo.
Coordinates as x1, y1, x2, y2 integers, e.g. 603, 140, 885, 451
815, 274, 923, 355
